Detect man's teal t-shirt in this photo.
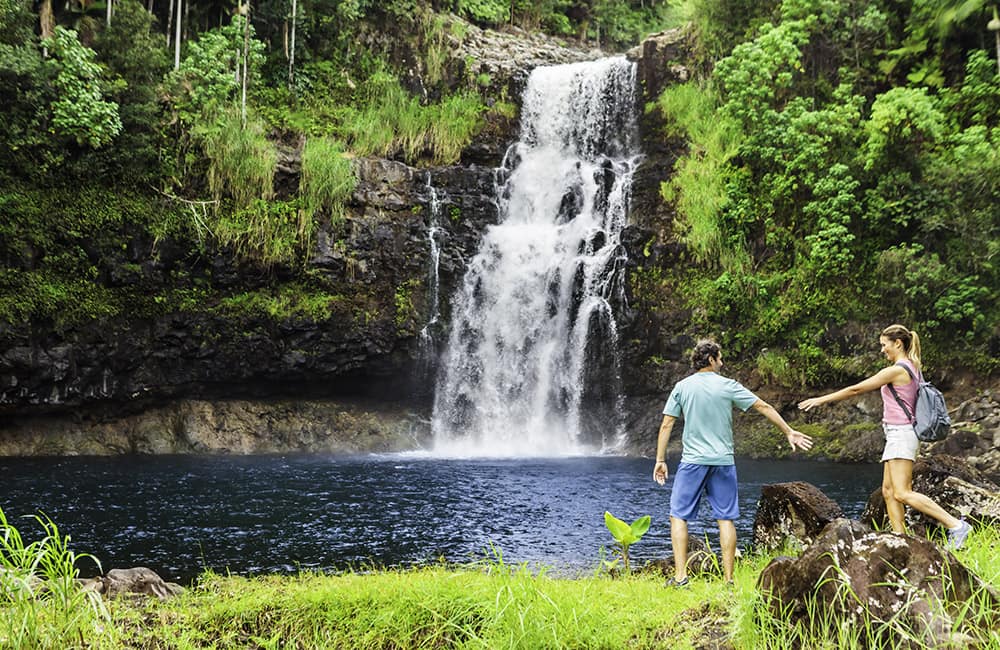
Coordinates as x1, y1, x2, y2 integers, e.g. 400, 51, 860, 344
663, 371, 758, 465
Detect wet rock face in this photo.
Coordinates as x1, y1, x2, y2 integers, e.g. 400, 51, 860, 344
0, 399, 431, 456
758, 519, 1000, 648
0, 157, 501, 426
752, 482, 844, 552
626, 27, 692, 103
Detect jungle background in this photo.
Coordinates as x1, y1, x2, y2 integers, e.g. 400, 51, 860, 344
1, 0, 998, 446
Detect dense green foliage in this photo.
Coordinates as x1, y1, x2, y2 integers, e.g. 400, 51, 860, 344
0, 0, 576, 326
1, 0, 997, 383
651, 0, 1000, 380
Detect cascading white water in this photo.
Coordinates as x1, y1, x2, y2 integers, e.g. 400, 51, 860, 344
420, 174, 444, 351
431, 57, 640, 457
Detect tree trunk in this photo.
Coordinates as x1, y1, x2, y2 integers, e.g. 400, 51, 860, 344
107, 0, 112, 26
288, 0, 297, 87
173, 0, 182, 69
241, 4, 250, 127
166, 0, 173, 48
40, 0, 55, 55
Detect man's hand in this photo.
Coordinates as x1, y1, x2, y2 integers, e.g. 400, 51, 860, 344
653, 461, 668, 485
786, 429, 813, 452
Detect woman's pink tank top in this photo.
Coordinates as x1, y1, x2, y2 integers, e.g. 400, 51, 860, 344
881, 359, 919, 425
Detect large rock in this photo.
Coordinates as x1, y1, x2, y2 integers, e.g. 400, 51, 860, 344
81, 567, 185, 600
929, 394, 1000, 484
862, 455, 1000, 535
758, 519, 999, 648
752, 481, 844, 552
455, 22, 605, 95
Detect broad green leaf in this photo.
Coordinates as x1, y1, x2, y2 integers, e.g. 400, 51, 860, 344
630, 515, 651, 539
604, 511, 631, 543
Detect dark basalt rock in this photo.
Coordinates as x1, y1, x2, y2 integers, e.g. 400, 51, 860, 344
758, 518, 999, 648
0, 156, 502, 434
752, 481, 844, 552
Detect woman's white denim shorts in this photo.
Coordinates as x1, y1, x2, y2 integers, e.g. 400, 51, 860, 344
881, 423, 919, 462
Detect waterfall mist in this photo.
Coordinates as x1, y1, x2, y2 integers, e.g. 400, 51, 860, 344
431, 57, 641, 457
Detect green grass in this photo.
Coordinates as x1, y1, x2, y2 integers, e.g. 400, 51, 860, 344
111, 528, 1000, 649
113, 561, 731, 649
342, 71, 486, 165
199, 108, 277, 209
217, 284, 345, 321
301, 136, 356, 226
655, 81, 745, 271
5, 509, 997, 649
0, 508, 110, 649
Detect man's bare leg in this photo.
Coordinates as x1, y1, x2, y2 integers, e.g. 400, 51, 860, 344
718, 519, 736, 583
670, 515, 689, 582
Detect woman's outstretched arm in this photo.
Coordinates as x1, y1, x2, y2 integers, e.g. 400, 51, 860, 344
798, 365, 906, 411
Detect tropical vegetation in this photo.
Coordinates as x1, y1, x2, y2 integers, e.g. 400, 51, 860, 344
1, 0, 997, 383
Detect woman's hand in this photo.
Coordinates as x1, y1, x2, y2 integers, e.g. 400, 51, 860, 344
653, 461, 668, 485
798, 397, 823, 411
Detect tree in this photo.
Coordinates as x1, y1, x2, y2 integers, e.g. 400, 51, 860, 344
43, 27, 122, 148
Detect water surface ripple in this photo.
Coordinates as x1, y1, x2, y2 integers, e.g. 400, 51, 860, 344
0, 455, 881, 583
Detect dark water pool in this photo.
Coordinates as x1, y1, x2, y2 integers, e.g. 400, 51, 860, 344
0, 454, 882, 583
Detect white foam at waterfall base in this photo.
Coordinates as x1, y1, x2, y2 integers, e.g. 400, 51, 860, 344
431, 57, 640, 458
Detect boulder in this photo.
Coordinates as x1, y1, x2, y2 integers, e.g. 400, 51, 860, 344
862, 455, 1000, 535
81, 567, 185, 601
752, 481, 843, 552
929, 394, 1000, 485
758, 519, 999, 648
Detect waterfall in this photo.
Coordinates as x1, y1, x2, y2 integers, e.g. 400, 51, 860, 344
431, 57, 640, 457
419, 174, 445, 354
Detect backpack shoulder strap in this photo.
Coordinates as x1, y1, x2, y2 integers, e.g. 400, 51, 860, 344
887, 362, 915, 423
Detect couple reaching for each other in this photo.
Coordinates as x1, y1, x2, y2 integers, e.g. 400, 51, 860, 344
654, 325, 970, 587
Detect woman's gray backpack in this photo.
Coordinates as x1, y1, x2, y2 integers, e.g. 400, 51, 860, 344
888, 363, 951, 442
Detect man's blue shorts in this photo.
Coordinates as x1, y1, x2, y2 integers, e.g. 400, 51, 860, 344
670, 462, 739, 521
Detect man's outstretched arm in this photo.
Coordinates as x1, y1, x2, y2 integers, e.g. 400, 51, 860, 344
751, 399, 813, 451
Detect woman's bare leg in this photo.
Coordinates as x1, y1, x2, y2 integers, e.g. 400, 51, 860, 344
886, 459, 961, 529
882, 462, 906, 533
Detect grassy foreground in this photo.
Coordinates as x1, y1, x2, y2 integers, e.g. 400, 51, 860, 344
4, 511, 999, 649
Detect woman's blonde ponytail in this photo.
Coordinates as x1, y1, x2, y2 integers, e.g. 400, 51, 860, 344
908, 330, 922, 369
882, 324, 921, 369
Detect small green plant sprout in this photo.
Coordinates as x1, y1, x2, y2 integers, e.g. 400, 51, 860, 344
603, 511, 651, 574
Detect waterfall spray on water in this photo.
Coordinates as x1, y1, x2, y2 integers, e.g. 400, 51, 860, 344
431, 57, 641, 457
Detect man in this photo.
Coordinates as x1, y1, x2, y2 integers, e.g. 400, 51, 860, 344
653, 339, 813, 585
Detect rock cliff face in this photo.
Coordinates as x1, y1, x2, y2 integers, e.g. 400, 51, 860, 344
2, 25, 671, 456
0, 155, 503, 452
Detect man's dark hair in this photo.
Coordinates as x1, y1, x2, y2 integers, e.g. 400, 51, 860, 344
691, 339, 721, 369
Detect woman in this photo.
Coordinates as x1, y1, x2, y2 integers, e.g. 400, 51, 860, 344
798, 324, 971, 549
